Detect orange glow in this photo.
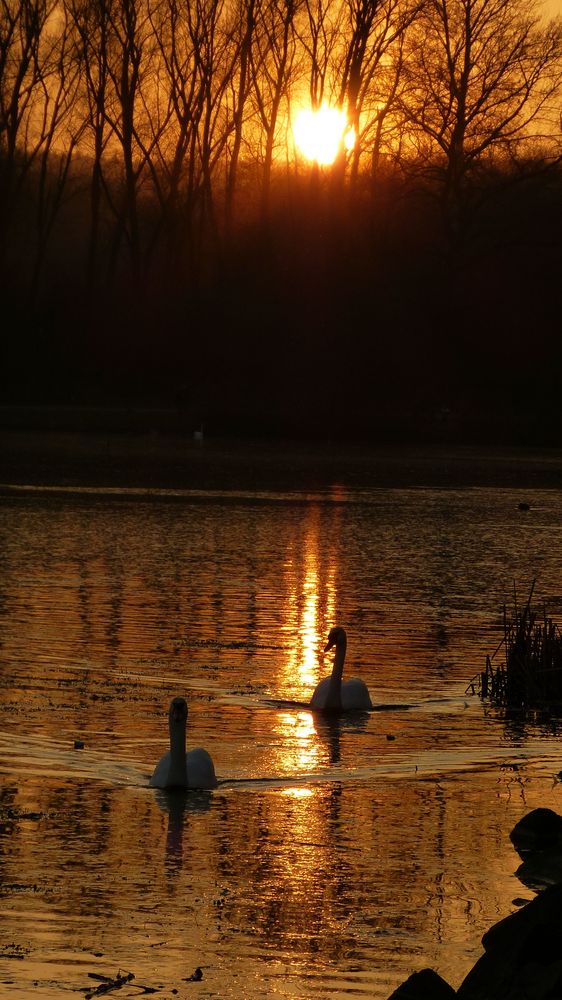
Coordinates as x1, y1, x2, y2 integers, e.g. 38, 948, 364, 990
280, 786, 314, 799
293, 104, 355, 165
271, 711, 322, 775
301, 567, 321, 683
280, 505, 338, 701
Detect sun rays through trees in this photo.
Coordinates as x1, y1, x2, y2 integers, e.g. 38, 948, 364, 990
1, 0, 562, 437
1, 0, 560, 281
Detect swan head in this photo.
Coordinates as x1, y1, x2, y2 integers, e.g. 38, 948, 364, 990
169, 696, 188, 727
324, 626, 347, 652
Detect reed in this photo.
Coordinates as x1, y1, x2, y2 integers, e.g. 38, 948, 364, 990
469, 582, 562, 710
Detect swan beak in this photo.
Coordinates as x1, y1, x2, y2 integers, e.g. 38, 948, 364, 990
324, 638, 335, 653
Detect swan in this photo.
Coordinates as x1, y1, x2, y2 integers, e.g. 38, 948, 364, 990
310, 626, 373, 712
150, 696, 218, 790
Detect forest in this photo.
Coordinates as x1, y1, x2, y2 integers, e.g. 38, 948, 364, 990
1, 0, 562, 441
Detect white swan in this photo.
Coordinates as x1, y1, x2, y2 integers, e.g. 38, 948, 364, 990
310, 626, 373, 712
150, 696, 218, 790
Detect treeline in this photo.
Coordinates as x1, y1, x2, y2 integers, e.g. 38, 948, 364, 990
1, 0, 562, 440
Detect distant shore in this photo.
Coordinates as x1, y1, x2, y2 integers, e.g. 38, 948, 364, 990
2, 407, 562, 493
1, 399, 562, 448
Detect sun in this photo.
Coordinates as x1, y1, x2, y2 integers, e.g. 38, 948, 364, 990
292, 104, 355, 166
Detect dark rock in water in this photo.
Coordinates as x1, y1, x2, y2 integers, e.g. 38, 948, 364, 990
516, 850, 562, 893
511, 810, 562, 892
387, 967, 456, 998
510, 808, 562, 852
457, 881, 562, 999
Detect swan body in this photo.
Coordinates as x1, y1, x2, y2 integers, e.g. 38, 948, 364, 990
150, 697, 218, 790
310, 626, 373, 712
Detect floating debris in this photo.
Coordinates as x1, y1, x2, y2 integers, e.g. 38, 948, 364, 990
84, 971, 135, 998
83, 968, 163, 996
184, 967, 203, 982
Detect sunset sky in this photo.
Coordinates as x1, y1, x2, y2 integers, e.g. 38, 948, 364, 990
2, 0, 561, 445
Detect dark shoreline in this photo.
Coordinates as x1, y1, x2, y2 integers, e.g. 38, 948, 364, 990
2, 410, 562, 493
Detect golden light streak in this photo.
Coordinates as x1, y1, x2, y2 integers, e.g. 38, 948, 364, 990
280, 504, 338, 701
280, 786, 314, 799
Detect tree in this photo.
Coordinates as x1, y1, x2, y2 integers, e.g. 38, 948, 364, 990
0, 0, 55, 246
400, 0, 562, 234
336, 0, 420, 185
249, 0, 300, 217
224, 0, 257, 229
299, 0, 344, 110
30, 2, 84, 298
67, 0, 112, 289
103, 0, 150, 283
0, 0, 85, 292
145, 0, 243, 277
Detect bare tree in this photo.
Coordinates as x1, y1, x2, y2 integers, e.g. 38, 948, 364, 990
145, 0, 244, 274
250, 0, 300, 216
298, 0, 344, 109
293, 0, 419, 191
103, 0, 150, 283
190, 0, 241, 247
68, 0, 156, 285
30, 1, 85, 297
336, 0, 420, 185
0, 0, 54, 238
400, 0, 562, 231
67, 0, 113, 289
0, 0, 85, 292
224, 0, 257, 229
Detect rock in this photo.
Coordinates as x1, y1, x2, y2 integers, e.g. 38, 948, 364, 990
387, 967, 456, 998
510, 809, 562, 852
515, 851, 562, 893
457, 881, 562, 999
510, 809, 562, 893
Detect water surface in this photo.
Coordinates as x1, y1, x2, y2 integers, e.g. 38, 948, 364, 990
2, 437, 562, 998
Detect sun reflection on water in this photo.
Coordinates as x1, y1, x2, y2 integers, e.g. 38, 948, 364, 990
274, 711, 321, 774
280, 786, 313, 799
5, 474, 562, 997
301, 567, 321, 682
280, 504, 339, 701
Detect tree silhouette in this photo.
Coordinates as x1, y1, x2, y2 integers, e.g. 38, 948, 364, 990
400, 0, 562, 237
1, 0, 561, 328
336, 0, 421, 186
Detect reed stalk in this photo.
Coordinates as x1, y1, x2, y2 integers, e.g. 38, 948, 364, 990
468, 582, 562, 710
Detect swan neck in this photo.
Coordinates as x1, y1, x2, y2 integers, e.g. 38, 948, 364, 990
331, 637, 346, 681
169, 718, 187, 785
324, 637, 346, 711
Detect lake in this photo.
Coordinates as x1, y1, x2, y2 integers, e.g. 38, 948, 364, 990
2, 432, 562, 999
